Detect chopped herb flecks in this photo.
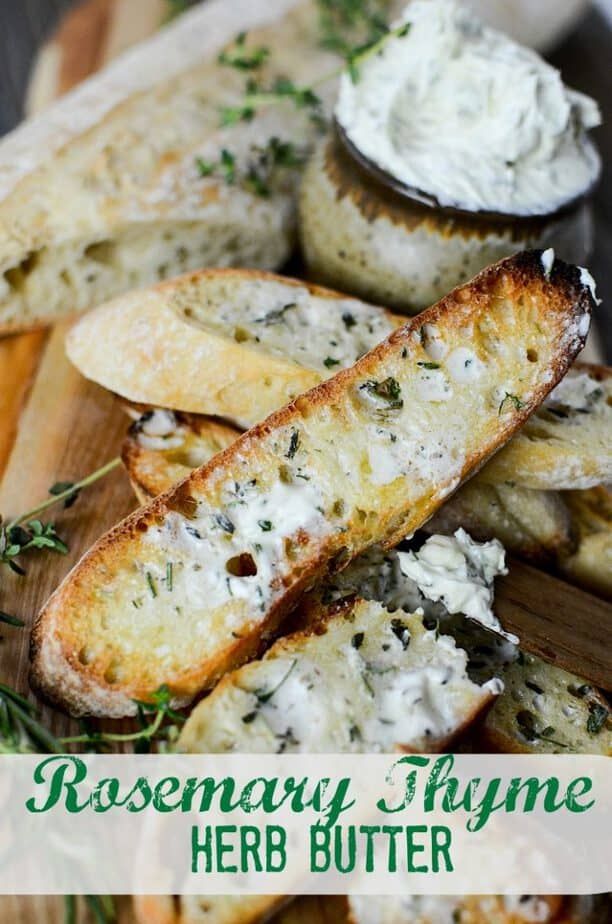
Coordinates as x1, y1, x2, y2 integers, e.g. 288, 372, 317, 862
360, 377, 403, 410
286, 429, 300, 459
498, 392, 525, 415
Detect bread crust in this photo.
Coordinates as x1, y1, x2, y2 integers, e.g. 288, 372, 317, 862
67, 268, 400, 429
74, 268, 607, 491
31, 252, 593, 717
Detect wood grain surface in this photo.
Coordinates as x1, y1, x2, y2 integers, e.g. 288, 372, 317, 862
496, 560, 612, 691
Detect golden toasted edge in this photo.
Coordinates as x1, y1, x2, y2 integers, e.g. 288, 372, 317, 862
121, 412, 241, 502
30, 251, 594, 715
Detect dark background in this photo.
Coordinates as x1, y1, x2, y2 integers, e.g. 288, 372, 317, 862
0, 0, 611, 358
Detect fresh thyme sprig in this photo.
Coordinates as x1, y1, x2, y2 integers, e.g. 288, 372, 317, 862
0, 682, 184, 756
220, 76, 323, 128
218, 31, 269, 71
196, 137, 308, 198
317, 0, 392, 56
218, 18, 410, 128
0, 457, 121, 576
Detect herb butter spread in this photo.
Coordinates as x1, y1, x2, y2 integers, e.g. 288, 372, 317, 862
335, 0, 601, 216
178, 600, 497, 754
349, 894, 558, 923
326, 529, 512, 642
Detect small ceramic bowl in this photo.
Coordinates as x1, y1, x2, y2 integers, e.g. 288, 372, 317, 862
298, 132, 594, 314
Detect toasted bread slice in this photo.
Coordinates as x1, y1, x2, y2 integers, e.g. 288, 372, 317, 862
480, 363, 612, 490
559, 487, 612, 600
427, 478, 572, 563
69, 270, 608, 490
477, 651, 612, 756
122, 412, 570, 568
345, 895, 595, 924
31, 252, 593, 717
177, 598, 499, 754
67, 270, 400, 429
310, 546, 612, 756
440, 616, 612, 756
0, 0, 344, 334
122, 410, 240, 503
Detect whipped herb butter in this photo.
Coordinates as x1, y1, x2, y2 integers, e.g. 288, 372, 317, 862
336, 0, 601, 216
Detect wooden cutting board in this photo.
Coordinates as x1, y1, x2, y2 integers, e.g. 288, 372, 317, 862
0, 2, 333, 922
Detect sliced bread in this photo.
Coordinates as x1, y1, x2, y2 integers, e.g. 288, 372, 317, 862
31, 252, 593, 717
476, 650, 612, 756
67, 271, 399, 428
426, 478, 572, 563
177, 597, 499, 754
69, 271, 609, 491
480, 363, 612, 490
122, 409, 239, 504
559, 487, 612, 600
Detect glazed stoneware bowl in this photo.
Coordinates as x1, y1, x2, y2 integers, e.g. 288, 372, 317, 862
299, 132, 594, 314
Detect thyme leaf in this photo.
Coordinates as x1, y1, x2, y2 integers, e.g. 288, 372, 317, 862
498, 392, 525, 415
219, 32, 270, 71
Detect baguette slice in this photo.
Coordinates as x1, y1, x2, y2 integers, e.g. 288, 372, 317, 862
177, 597, 499, 754
122, 410, 240, 503
121, 411, 569, 568
31, 252, 593, 717
443, 617, 612, 756
480, 363, 612, 490
68, 270, 609, 492
345, 895, 594, 924
0, 0, 339, 333
426, 478, 572, 563
67, 270, 400, 429
559, 487, 612, 600
476, 650, 612, 756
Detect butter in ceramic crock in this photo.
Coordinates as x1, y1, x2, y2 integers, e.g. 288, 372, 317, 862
336, 0, 601, 217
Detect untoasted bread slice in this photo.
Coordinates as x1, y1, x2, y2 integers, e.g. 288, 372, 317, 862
177, 598, 499, 754
31, 252, 593, 717
480, 363, 612, 490
67, 270, 400, 428
559, 487, 612, 600
0, 0, 344, 334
